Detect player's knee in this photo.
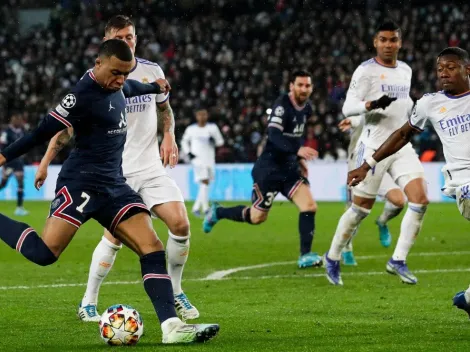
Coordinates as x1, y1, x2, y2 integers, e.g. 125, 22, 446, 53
250, 210, 267, 225
169, 217, 190, 237
408, 195, 429, 207
301, 200, 317, 213
350, 203, 371, 221
394, 199, 406, 209
143, 238, 165, 255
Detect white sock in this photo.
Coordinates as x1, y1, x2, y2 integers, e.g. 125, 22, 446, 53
465, 286, 470, 303
166, 231, 190, 295
343, 237, 353, 252
82, 236, 122, 306
342, 225, 360, 253
392, 202, 427, 261
199, 183, 209, 213
377, 200, 404, 225
192, 191, 202, 213
329, 204, 370, 260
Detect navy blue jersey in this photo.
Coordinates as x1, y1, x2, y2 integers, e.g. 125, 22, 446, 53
0, 126, 26, 150
2, 70, 162, 195
258, 93, 312, 166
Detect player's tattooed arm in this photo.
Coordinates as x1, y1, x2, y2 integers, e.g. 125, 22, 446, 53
47, 127, 74, 160
34, 127, 74, 189
157, 101, 175, 134
157, 101, 178, 168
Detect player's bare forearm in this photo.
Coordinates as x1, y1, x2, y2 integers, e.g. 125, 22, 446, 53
348, 123, 418, 186
157, 101, 175, 135
41, 127, 74, 167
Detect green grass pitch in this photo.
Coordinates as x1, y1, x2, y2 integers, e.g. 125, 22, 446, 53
0, 200, 470, 352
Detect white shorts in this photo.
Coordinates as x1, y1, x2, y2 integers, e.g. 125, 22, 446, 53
441, 169, 470, 221
353, 142, 424, 199
125, 171, 184, 214
347, 149, 400, 199
193, 163, 215, 183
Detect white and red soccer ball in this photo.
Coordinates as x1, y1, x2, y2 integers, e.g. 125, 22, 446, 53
99, 304, 144, 346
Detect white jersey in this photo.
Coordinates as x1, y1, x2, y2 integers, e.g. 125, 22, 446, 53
181, 123, 224, 166
346, 115, 364, 156
122, 57, 169, 176
410, 91, 470, 188
342, 58, 414, 149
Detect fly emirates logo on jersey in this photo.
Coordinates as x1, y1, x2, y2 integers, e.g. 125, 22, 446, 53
380, 84, 410, 99
125, 95, 152, 114
438, 113, 470, 137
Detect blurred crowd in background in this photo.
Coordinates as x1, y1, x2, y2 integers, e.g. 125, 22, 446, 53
1, 0, 468, 164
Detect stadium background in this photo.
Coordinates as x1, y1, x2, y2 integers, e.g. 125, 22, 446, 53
1, 0, 467, 201
2, 2, 470, 352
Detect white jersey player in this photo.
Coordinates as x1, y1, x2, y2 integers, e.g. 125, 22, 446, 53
181, 108, 224, 216
34, 16, 200, 325
339, 115, 406, 266
325, 20, 429, 286
347, 47, 470, 321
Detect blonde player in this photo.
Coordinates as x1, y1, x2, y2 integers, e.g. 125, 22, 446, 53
346, 47, 470, 319
324, 20, 429, 286
34, 16, 199, 322
339, 115, 406, 266
181, 107, 224, 217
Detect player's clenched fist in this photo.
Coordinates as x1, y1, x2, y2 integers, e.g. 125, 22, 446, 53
297, 146, 318, 161
347, 164, 370, 186
155, 78, 171, 95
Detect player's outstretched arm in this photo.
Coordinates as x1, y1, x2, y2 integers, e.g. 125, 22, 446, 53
35, 127, 74, 189
157, 100, 178, 168
123, 78, 170, 98
0, 115, 70, 168
348, 122, 418, 186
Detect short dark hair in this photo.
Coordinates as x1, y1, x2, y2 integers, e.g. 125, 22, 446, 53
438, 47, 470, 63
105, 15, 135, 34
290, 70, 312, 83
98, 39, 133, 62
375, 20, 401, 36
194, 104, 209, 112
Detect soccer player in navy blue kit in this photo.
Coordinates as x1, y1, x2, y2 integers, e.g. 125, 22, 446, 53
203, 70, 322, 268
0, 113, 28, 216
0, 39, 219, 344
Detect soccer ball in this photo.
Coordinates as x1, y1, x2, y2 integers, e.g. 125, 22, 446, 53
99, 304, 144, 346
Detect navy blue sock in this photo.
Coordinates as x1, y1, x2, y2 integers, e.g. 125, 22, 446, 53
17, 188, 24, 207
216, 205, 250, 223
299, 211, 315, 255
140, 251, 178, 323
0, 214, 57, 266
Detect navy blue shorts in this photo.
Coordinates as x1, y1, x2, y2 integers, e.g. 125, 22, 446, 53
3, 159, 24, 175
251, 163, 308, 212
48, 183, 150, 234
